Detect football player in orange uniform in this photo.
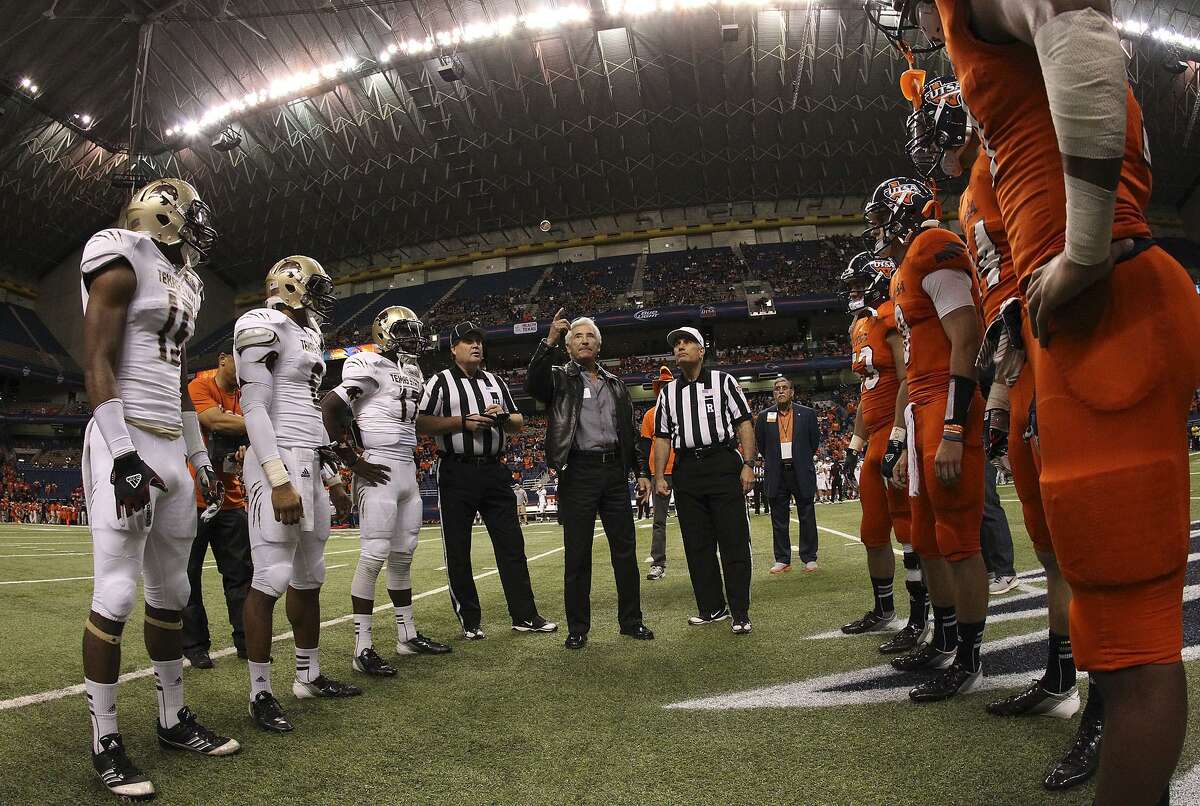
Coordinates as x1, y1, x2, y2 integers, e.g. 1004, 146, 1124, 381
880, 2, 1200, 802
839, 252, 929, 654
907, 76, 1082, 718
865, 176, 991, 703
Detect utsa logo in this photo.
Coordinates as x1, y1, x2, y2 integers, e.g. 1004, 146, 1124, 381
885, 181, 924, 207
666, 528, 1200, 712
923, 78, 962, 108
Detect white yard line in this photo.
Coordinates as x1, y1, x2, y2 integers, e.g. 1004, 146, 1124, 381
800, 520, 904, 558
0, 544, 565, 712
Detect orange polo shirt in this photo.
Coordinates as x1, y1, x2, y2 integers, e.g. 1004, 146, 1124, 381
187, 373, 246, 510
641, 406, 674, 476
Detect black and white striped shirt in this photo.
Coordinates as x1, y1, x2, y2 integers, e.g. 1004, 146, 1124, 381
654, 369, 752, 450
419, 365, 518, 458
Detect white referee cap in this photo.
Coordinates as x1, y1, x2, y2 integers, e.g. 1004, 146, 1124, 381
667, 326, 704, 348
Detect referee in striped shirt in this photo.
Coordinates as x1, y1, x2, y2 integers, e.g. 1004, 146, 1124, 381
417, 321, 556, 640
653, 327, 758, 635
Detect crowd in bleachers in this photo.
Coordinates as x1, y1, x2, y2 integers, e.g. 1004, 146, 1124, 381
0, 462, 86, 523
643, 248, 749, 307
741, 235, 859, 297
533, 259, 638, 319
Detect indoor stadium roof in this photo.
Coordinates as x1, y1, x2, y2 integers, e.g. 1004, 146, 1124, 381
1, 0, 1198, 288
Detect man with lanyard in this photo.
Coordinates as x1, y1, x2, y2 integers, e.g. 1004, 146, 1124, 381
652, 327, 757, 635
417, 321, 557, 641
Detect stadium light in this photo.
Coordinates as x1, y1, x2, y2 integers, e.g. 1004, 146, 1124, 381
1115, 18, 1200, 54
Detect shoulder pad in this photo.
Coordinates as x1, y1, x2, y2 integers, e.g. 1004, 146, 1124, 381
238, 307, 288, 325
234, 325, 279, 353
908, 228, 971, 276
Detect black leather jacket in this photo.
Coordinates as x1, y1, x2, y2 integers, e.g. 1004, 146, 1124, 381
526, 339, 648, 477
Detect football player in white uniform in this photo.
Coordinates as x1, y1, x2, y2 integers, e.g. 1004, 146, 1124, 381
81, 179, 239, 801
234, 255, 360, 734
321, 306, 452, 678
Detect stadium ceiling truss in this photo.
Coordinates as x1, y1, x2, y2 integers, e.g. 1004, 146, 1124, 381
0, 0, 1198, 289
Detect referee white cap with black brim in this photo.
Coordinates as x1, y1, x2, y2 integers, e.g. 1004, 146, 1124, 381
667, 326, 704, 348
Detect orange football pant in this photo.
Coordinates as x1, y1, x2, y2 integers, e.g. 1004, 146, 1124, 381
859, 420, 912, 548
1029, 244, 1200, 672
1006, 352, 1053, 554
908, 394, 985, 562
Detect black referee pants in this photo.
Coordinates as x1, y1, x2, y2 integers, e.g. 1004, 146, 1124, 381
558, 456, 642, 635
182, 508, 252, 654
437, 457, 539, 629
672, 448, 752, 618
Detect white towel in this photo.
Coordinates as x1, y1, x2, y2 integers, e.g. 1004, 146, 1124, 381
904, 403, 920, 498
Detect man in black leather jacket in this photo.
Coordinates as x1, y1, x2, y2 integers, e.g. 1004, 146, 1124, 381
527, 308, 654, 649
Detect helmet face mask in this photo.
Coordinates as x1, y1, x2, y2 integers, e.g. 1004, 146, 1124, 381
372, 306, 429, 358
864, 0, 943, 54
862, 177, 936, 257
905, 77, 971, 181
124, 178, 217, 268
265, 256, 335, 330
841, 252, 896, 316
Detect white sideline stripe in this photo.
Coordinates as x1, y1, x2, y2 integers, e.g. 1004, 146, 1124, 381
0, 545, 565, 712
0, 574, 95, 586
800, 520, 904, 557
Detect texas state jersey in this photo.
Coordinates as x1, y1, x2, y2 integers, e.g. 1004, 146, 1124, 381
959, 157, 1018, 326
851, 299, 902, 432
233, 308, 326, 450
889, 227, 982, 407
80, 228, 203, 432
936, 0, 1153, 284
337, 351, 422, 454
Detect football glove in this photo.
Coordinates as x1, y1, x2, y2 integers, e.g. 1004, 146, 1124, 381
984, 408, 1011, 471
879, 439, 905, 483
195, 465, 225, 522
111, 451, 167, 520
843, 448, 861, 477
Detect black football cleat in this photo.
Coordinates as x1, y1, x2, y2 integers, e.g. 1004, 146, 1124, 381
1044, 711, 1104, 791
909, 663, 983, 703
879, 623, 924, 654
841, 611, 895, 635
156, 707, 240, 756
292, 675, 363, 699
92, 733, 156, 801
986, 680, 1080, 719
397, 633, 452, 655
249, 691, 293, 733
890, 642, 955, 672
352, 647, 397, 676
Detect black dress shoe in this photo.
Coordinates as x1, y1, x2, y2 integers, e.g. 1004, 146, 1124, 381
564, 633, 587, 649
620, 625, 655, 640
184, 648, 214, 669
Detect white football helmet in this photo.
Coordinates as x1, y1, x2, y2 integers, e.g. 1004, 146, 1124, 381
265, 255, 336, 330
123, 178, 215, 268
371, 305, 429, 359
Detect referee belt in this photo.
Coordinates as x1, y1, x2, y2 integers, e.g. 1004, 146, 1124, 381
439, 453, 500, 465
568, 449, 620, 464
676, 444, 737, 462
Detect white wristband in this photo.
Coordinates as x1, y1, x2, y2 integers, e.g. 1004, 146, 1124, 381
889, 427, 907, 443
262, 457, 290, 488
849, 434, 867, 452
1063, 174, 1118, 267
93, 398, 135, 459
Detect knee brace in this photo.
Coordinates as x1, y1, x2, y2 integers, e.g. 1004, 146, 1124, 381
91, 573, 139, 623
252, 560, 293, 599
85, 618, 123, 645
386, 550, 413, 592
351, 552, 387, 600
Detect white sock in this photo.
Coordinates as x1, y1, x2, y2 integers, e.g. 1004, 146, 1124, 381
248, 660, 273, 701
394, 605, 415, 643
353, 614, 373, 655
85, 678, 118, 753
295, 646, 320, 684
152, 658, 185, 729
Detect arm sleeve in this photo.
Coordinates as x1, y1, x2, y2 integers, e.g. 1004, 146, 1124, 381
921, 269, 977, 319
234, 322, 282, 465
723, 373, 753, 425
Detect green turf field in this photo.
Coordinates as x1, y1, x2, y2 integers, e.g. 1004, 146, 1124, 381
1, 463, 1199, 805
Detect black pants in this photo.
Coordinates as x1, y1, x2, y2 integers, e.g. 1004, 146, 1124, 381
830, 474, 844, 502
182, 508, 252, 654
437, 458, 539, 629
769, 471, 818, 564
649, 474, 671, 567
980, 460, 1015, 577
558, 457, 642, 635
672, 448, 752, 618
752, 482, 767, 514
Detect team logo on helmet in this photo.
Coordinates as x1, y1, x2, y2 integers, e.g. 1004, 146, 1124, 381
371, 305, 429, 358
840, 252, 896, 316
906, 75, 971, 180
862, 176, 936, 256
